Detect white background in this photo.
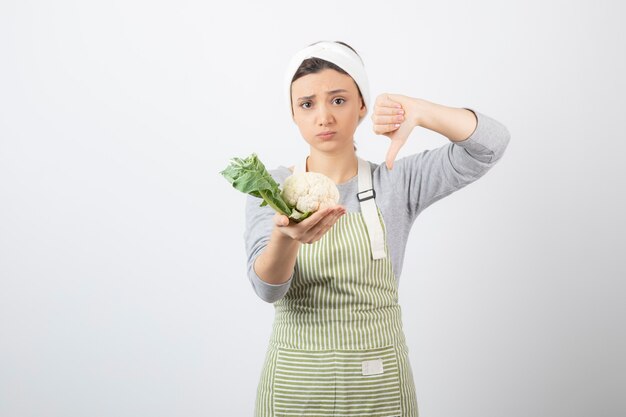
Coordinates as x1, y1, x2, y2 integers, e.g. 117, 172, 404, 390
1, 1, 625, 416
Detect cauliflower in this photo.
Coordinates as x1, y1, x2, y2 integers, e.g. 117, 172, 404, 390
282, 172, 340, 218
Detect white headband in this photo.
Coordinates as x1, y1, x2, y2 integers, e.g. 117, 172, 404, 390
284, 41, 370, 121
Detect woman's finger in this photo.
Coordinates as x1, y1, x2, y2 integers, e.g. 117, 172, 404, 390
299, 206, 336, 233
386, 139, 405, 170
376, 94, 403, 109
373, 123, 401, 135
372, 113, 405, 125
306, 207, 344, 235
373, 105, 403, 116
307, 211, 344, 242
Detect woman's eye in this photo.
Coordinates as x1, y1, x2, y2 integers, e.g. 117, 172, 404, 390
333, 98, 345, 105
300, 102, 311, 109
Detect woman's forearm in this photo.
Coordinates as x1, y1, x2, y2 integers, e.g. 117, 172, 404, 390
253, 227, 302, 285
412, 98, 478, 143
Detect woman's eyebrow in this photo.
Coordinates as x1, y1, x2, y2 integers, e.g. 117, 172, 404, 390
297, 89, 349, 101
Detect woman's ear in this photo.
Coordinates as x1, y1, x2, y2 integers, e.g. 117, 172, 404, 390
359, 100, 367, 118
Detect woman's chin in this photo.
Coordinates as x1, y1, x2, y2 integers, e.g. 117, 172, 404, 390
304, 135, 354, 153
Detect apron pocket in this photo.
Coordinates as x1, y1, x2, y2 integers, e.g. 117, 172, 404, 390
272, 345, 402, 417
333, 345, 402, 416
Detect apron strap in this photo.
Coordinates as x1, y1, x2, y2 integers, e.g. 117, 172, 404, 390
356, 157, 386, 260
293, 155, 386, 260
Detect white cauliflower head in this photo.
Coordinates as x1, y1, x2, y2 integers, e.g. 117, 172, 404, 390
282, 172, 340, 215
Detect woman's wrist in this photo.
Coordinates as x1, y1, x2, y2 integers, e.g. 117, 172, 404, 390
253, 226, 301, 286
408, 97, 432, 128
272, 224, 301, 247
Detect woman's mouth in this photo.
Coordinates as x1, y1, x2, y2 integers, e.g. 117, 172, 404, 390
317, 131, 336, 139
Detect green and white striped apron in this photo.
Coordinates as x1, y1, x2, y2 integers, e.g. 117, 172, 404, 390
255, 159, 419, 417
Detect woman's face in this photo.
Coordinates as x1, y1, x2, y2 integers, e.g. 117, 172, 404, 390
291, 68, 366, 154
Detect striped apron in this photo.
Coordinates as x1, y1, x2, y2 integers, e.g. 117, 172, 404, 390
255, 158, 418, 417
255, 162, 419, 417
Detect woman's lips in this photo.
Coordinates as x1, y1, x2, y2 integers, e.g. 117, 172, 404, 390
317, 131, 336, 139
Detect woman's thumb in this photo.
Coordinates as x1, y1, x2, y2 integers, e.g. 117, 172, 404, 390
274, 213, 289, 226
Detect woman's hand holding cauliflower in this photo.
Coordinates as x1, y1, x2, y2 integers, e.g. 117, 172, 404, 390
273, 205, 346, 244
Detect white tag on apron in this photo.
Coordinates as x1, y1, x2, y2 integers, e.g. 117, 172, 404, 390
362, 358, 384, 376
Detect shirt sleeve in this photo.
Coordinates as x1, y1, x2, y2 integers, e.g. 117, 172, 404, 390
391, 108, 511, 220
244, 191, 294, 304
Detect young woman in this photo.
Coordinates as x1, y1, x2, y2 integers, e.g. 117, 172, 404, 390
244, 40, 510, 417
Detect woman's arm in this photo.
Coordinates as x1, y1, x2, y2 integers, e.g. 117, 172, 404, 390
372, 93, 511, 219
255, 206, 346, 283
412, 98, 478, 143
253, 227, 301, 285
245, 193, 295, 303
372, 94, 482, 169
245, 193, 345, 303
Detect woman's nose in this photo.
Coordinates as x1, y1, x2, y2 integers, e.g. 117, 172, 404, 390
316, 104, 334, 125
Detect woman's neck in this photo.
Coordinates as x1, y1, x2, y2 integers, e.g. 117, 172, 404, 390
306, 149, 358, 185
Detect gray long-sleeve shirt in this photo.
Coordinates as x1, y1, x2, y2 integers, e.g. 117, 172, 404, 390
244, 108, 511, 303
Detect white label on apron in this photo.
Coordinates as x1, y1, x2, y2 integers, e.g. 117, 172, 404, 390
362, 358, 384, 376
